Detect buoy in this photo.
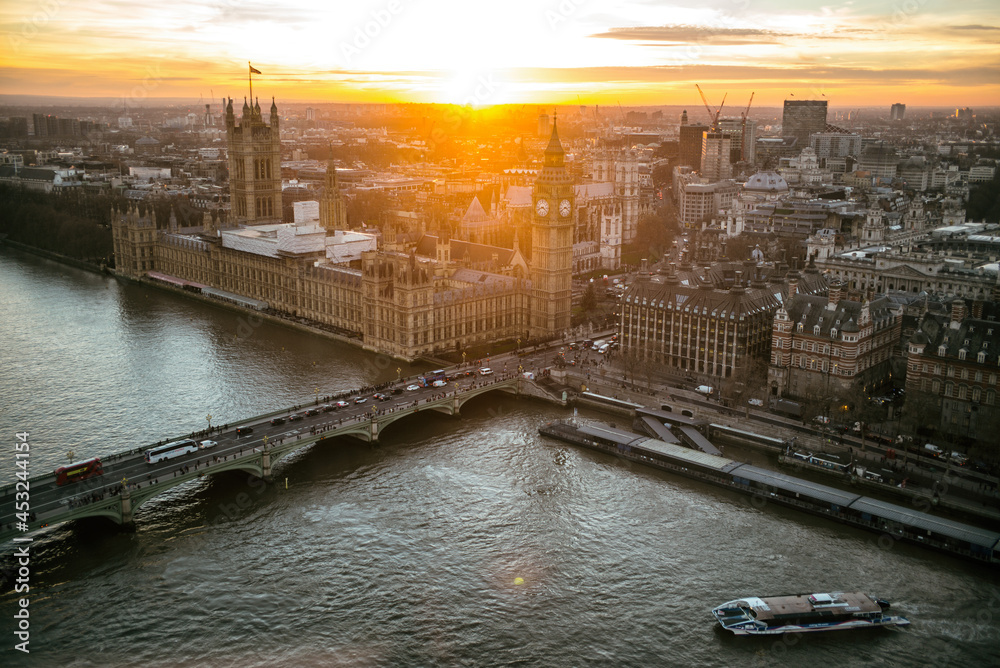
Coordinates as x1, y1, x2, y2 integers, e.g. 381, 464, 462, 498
513, 577, 524, 585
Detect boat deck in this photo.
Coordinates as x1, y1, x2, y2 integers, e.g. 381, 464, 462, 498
752, 592, 880, 622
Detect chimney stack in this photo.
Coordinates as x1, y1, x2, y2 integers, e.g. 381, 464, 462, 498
827, 279, 842, 310
950, 298, 966, 325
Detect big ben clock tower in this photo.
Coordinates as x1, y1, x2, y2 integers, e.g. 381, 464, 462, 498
530, 115, 574, 337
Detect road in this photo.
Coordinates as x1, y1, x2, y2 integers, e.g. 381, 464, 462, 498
0, 364, 524, 532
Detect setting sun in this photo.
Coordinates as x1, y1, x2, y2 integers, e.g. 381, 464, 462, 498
1, 0, 997, 106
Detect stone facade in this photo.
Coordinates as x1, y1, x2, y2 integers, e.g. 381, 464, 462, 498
318, 156, 348, 232
619, 262, 826, 379
769, 279, 902, 401
226, 97, 282, 224
529, 119, 574, 337
905, 300, 1000, 443
111, 126, 574, 360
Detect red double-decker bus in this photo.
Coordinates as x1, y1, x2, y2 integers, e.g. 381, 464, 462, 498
54, 457, 104, 486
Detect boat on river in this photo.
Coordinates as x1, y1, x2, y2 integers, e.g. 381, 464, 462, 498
712, 592, 909, 635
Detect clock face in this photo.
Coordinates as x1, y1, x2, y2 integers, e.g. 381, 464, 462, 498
559, 199, 571, 217
535, 198, 549, 216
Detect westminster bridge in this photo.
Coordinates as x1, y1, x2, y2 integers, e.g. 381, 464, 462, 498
1, 368, 565, 544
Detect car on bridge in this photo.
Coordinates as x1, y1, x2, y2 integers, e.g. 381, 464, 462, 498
391, 388, 404, 395
432, 380, 447, 387
321, 404, 335, 412
305, 408, 321, 416
288, 413, 303, 421
479, 368, 493, 376
336, 400, 350, 408
236, 427, 253, 437
270, 417, 286, 426
406, 384, 421, 391
199, 440, 217, 450
374, 393, 390, 401
354, 397, 367, 404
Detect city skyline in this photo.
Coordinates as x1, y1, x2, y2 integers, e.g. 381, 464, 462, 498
2, 0, 998, 107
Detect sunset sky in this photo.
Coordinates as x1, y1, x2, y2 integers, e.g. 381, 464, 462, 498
2, 0, 998, 107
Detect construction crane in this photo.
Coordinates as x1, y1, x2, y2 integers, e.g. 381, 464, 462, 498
695, 84, 726, 130
740, 92, 754, 162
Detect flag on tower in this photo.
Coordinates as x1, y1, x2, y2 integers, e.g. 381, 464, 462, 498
249, 64, 262, 75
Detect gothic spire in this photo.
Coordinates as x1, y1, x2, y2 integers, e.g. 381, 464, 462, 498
543, 112, 565, 166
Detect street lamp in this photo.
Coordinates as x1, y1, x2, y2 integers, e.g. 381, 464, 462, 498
314, 387, 319, 404
397, 367, 402, 381
66, 449, 75, 463
206, 413, 212, 430
462, 351, 467, 366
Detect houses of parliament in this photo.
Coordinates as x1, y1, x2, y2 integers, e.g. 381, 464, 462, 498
112, 97, 573, 360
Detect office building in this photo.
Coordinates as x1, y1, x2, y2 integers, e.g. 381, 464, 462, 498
769, 279, 901, 401
782, 100, 828, 148
700, 131, 732, 182
679, 124, 709, 171
905, 300, 1000, 444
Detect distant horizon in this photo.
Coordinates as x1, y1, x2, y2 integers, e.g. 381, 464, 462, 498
1, 94, 995, 114
2, 1, 997, 108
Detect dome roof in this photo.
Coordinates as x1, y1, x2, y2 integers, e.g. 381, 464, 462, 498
743, 171, 788, 192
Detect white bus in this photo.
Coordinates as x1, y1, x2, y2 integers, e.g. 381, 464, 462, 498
145, 439, 199, 464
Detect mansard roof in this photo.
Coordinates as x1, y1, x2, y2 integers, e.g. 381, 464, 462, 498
622, 275, 782, 320
910, 305, 1000, 364
784, 294, 895, 338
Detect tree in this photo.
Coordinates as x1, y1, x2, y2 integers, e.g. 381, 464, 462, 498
581, 283, 597, 312
621, 345, 642, 385
721, 356, 769, 415
899, 389, 940, 440
629, 212, 673, 261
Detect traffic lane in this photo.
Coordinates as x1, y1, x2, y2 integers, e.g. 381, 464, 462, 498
7, 376, 503, 510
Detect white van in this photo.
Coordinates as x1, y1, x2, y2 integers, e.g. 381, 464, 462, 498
924, 443, 943, 457
695, 385, 714, 396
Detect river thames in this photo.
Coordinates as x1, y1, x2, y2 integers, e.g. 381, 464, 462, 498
2, 246, 999, 667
